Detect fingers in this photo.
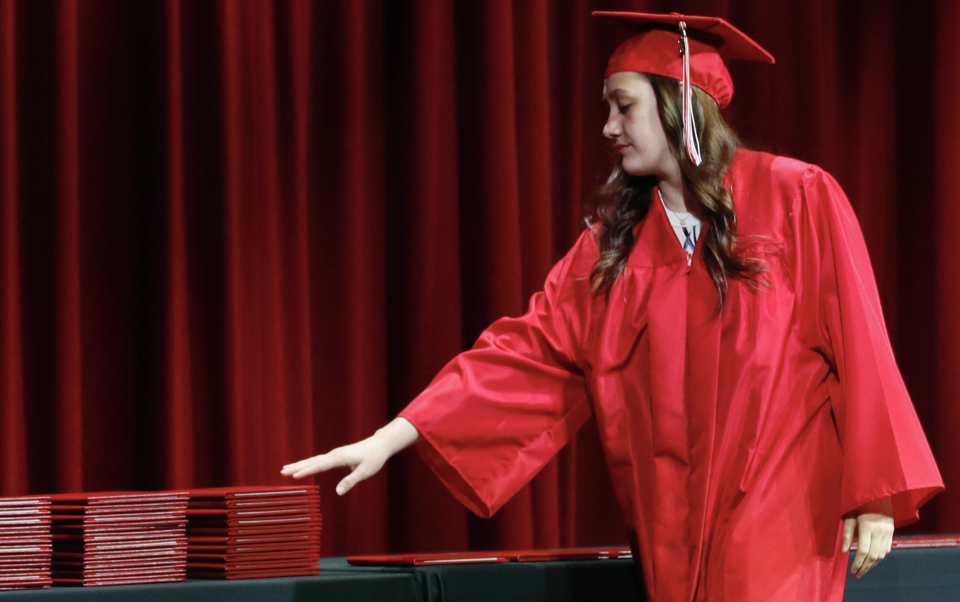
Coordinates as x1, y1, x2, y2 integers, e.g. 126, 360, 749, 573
336, 463, 376, 496
280, 457, 325, 479
335, 452, 391, 495
279, 452, 369, 494
281, 440, 388, 496
881, 529, 893, 561
859, 534, 887, 578
281, 435, 392, 497
841, 518, 856, 553
851, 515, 895, 579
281, 449, 352, 479
850, 528, 871, 577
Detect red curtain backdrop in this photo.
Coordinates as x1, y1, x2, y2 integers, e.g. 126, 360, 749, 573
0, 0, 957, 557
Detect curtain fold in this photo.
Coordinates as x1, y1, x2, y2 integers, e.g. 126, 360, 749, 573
0, 0, 955, 555
383, 0, 468, 554
161, 0, 194, 488
933, 0, 960, 533
54, 0, 82, 494
0, 0, 26, 495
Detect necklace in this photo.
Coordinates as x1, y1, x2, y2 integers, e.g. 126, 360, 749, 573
658, 190, 691, 226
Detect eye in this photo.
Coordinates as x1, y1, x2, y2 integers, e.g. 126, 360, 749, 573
618, 103, 632, 114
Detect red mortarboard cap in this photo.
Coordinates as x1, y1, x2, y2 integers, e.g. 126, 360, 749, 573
593, 11, 775, 108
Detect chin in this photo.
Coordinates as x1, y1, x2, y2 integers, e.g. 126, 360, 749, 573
620, 161, 651, 177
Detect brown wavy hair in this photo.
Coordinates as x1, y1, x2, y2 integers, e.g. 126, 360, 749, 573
589, 73, 766, 310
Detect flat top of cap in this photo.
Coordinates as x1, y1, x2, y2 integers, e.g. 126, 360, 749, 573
593, 11, 775, 64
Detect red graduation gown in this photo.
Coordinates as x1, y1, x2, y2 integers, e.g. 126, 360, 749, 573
399, 149, 943, 602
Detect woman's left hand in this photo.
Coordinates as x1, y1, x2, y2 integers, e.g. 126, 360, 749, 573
842, 498, 895, 579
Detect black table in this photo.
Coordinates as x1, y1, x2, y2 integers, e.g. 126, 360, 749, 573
842, 547, 960, 602
323, 556, 642, 602
0, 567, 418, 602
326, 548, 960, 602
0, 548, 955, 601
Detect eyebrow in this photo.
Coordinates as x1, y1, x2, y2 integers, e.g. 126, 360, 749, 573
602, 88, 632, 102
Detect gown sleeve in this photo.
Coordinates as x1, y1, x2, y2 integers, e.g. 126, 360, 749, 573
796, 167, 944, 526
398, 231, 597, 518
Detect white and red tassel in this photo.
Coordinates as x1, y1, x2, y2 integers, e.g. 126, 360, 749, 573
679, 21, 702, 166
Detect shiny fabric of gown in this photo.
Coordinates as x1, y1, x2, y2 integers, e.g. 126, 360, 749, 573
399, 149, 943, 602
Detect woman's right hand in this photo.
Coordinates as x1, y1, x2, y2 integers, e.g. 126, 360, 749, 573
281, 417, 421, 496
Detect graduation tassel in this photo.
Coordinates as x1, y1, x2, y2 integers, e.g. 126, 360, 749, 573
678, 21, 703, 166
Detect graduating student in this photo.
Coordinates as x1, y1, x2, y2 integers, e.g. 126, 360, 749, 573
283, 12, 943, 601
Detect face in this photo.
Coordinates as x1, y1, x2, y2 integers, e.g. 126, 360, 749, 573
602, 72, 675, 178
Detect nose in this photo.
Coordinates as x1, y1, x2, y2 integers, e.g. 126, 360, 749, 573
603, 113, 621, 140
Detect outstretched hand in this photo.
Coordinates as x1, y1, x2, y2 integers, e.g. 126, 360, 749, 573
281, 417, 421, 496
842, 498, 894, 579
281, 437, 392, 495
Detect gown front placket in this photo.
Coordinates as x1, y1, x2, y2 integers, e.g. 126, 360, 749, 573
642, 196, 722, 602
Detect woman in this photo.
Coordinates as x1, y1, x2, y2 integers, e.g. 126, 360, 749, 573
282, 12, 942, 601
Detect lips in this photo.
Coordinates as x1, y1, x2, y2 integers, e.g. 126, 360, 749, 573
615, 144, 630, 154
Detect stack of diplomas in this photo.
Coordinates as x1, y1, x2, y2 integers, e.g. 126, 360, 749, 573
49, 492, 188, 586
185, 485, 321, 579
0, 496, 52, 590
